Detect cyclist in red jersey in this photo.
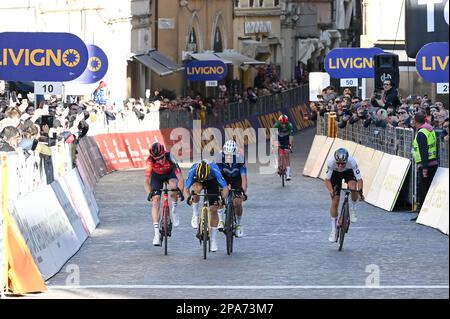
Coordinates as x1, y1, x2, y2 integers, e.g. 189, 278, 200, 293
144, 142, 184, 246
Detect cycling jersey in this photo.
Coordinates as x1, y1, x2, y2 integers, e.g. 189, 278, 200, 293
274, 121, 294, 137
274, 121, 294, 147
185, 161, 228, 189
325, 155, 362, 180
145, 152, 181, 177
215, 151, 247, 178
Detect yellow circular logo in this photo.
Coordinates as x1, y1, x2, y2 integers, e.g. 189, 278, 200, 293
87, 56, 102, 72
62, 49, 80, 67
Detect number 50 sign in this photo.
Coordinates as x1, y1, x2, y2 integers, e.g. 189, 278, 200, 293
34, 81, 64, 95
340, 78, 358, 87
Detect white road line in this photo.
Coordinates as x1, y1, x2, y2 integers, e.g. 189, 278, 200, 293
48, 285, 449, 290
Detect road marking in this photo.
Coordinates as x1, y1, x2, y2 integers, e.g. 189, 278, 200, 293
48, 285, 449, 290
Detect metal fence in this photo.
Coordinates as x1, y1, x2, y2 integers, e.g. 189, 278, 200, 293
158, 85, 309, 128
439, 141, 449, 168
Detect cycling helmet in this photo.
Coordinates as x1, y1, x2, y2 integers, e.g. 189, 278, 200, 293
196, 160, 211, 181
223, 140, 237, 155
279, 114, 289, 124
334, 148, 349, 164
149, 142, 165, 159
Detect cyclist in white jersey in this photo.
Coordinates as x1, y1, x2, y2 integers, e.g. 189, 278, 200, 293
325, 148, 364, 242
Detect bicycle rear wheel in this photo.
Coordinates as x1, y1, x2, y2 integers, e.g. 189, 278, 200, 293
338, 200, 349, 251
202, 209, 209, 259
225, 200, 235, 255
163, 207, 169, 255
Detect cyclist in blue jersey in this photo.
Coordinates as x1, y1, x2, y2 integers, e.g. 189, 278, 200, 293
184, 160, 229, 252
215, 140, 248, 237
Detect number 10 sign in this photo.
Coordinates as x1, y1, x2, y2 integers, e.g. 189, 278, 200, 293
34, 82, 64, 95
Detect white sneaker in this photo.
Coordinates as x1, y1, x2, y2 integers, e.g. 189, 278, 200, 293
286, 167, 292, 180
171, 210, 179, 227
191, 214, 198, 229
350, 209, 358, 223
328, 229, 337, 242
153, 232, 161, 246
210, 239, 218, 252
217, 220, 224, 231
235, 224, 244, 237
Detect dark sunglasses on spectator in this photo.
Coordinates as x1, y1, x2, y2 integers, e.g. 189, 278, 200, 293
383, 83, 391, 86
398, 111, 406, 114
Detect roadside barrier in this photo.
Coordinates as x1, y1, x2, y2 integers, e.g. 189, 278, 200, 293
1, 136, 108, 295
306, 115, 449, 234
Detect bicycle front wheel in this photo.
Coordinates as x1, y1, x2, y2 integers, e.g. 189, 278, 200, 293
225, 200, 235, 255
163, 207, 169, 255
338, 201, 349, 251
202, 208, 209, 260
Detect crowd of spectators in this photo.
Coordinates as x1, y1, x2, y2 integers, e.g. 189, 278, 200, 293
0, 95, 91, 154
305, 81, 449, 143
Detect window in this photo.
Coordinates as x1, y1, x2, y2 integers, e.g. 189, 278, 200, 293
213, 27, 223, 52
249, 0, 254, 7
259, 0, 264, 7
187, 28, 198, 52
274, 0, 279, 6
234, 0, 239, 7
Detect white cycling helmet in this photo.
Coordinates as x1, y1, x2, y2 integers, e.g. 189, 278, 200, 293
223, 140, 237, 155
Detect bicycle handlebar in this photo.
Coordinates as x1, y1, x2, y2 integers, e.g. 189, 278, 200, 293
148, 188, 184, 201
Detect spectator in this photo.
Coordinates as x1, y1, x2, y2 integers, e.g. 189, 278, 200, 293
93, 81, 108, 105
411, 112, 439, 219
371, 79, 401, 110
246, 87, 258, 103
0, 126, 20, 151
323, 86, 338, 102
440, 118, 449, 142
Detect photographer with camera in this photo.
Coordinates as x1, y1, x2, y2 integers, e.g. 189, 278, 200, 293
371, 79, 401, 110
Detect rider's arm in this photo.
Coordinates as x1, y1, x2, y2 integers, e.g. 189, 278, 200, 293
144, 161, 153, 196
241, 174, 248, 194
272, 122, 280, 146
325, 179, 334, 197
183, 164, 197, 197
210, 162, 229, 199
288, 123, 294, 147
357, 179, 364, 191
324, 158, 335, 196
240, 162, 248, 193
169, 153, 184, 189
349, 157, 364, 197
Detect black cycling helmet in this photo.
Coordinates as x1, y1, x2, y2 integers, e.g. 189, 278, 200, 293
334, 148, 349, 164
149, 142, 165, 159
195, 160, 210, 181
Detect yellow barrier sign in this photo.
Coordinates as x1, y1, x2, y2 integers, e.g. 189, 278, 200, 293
303, 135, 328, 177
417, 168, 449, 235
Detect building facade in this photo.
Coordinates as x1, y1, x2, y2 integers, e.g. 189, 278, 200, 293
280, 0, 361, 82
233, 0, 282, 88
149, 0, 234, 97
360, 0, 444, 101
0, 0, 152, 102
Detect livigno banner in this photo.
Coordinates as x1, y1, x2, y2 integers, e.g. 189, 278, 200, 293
73, 44, 108, 84
324, 47, 384, 79
415, 42, 449, 83
0, 32, 88, 81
